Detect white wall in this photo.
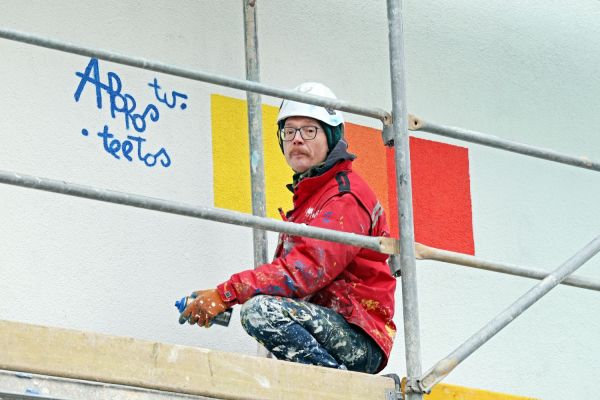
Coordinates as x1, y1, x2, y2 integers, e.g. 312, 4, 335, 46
1, 2, 599, 399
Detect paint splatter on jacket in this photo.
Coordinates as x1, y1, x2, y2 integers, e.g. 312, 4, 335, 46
217, 159, 396, 371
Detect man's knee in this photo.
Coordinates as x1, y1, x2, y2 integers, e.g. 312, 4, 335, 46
240, 295, 284, 335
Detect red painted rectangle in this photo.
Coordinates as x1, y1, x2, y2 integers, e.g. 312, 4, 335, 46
387, 137, 474, 255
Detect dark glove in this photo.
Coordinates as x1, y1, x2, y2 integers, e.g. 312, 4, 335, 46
178, 289, 229, 327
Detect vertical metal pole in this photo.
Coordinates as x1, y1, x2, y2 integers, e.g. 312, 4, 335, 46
243, 0, 270, 358
387, 1, 423, 398
242, 0, 268, 269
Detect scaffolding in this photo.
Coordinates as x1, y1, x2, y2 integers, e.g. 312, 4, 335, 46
1, 1, 600, 399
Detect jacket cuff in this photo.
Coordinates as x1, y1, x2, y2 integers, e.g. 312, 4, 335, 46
216, 281, 238, 305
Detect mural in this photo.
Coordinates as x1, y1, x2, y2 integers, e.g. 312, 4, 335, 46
73, 58, 188, 168
211, 94, 474, 255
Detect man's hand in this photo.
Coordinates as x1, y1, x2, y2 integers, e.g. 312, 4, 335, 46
178, 289, 228, 327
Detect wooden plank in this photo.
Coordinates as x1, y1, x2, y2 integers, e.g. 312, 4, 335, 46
0, 369, 215, 400
0, 320, 396, 400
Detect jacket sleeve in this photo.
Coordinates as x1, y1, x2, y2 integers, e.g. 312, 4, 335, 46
217, 193, 372, 304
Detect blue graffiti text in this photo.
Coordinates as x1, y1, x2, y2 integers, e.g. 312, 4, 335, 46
148, 78, 188, 110
84, 125, 171, 168
74, 58, 160, 133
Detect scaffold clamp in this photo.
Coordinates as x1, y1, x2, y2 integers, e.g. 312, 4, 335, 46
401, 376, 430, 398
382, 373, 402, 400
382, 123, 395, 146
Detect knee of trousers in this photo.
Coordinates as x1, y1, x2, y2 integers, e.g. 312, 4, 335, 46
239, 295, 285, 335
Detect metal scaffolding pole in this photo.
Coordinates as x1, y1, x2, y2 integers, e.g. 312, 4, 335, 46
415, 243, 600, 292
243, 0, 270, 359
0, 28, 391, 126
386, 1, 422, 399
418, 235, 600, 393
0, 169, 398, 255
409, 115, 600, 172
243, 0, 268, 269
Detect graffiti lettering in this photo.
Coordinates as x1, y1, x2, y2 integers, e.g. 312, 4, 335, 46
148, 78, 188, 110
74, 58, 160, 133
74, 58, 186, 168
83, 126, 171, 168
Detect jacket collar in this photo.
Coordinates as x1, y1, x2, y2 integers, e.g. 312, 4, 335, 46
290, 159, 353, 209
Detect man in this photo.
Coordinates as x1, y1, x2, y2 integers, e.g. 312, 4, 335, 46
179, 82, 396, 374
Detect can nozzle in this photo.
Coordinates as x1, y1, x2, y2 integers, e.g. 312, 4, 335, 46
175, 297, 187, 313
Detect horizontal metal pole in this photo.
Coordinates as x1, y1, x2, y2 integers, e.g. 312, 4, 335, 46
415, 243, 600, 292
419, 235, 600, 393
0, 169, 398, 255
0, 28, 391, 125
409, 115, 600, 172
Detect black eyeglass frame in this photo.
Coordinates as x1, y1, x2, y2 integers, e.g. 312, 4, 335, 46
278, 126, 321, 142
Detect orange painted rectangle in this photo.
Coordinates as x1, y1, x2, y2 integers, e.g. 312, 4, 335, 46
345, 123, 390, 215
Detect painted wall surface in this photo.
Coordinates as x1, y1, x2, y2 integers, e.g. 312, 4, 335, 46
1, 1, 599, 399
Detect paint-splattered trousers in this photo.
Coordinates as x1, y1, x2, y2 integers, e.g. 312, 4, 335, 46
240, 295, 383, 374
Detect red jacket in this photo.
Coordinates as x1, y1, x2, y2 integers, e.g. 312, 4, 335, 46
217, 160, 396, 370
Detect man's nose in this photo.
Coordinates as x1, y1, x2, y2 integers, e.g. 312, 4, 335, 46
291, 130, 305, 144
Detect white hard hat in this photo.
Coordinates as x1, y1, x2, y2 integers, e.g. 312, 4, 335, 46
277, 82, 344, 126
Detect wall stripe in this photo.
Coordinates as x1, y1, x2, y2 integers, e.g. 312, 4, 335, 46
212, 94, 292, 219
410, 137, 474, 254
429, 383, 538, 400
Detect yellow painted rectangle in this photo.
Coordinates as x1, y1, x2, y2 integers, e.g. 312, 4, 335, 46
211, 94, 292, 218
427, 383, 538, 400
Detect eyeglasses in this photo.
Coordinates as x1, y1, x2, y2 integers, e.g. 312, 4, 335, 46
278, 126, 320, 141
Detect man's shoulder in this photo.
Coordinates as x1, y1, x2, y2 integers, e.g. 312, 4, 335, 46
333, 166, 377, 200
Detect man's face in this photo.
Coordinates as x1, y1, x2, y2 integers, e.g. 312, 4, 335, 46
282, 116, 328, 173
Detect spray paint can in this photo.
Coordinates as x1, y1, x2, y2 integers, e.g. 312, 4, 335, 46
175, 296, 232, 327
